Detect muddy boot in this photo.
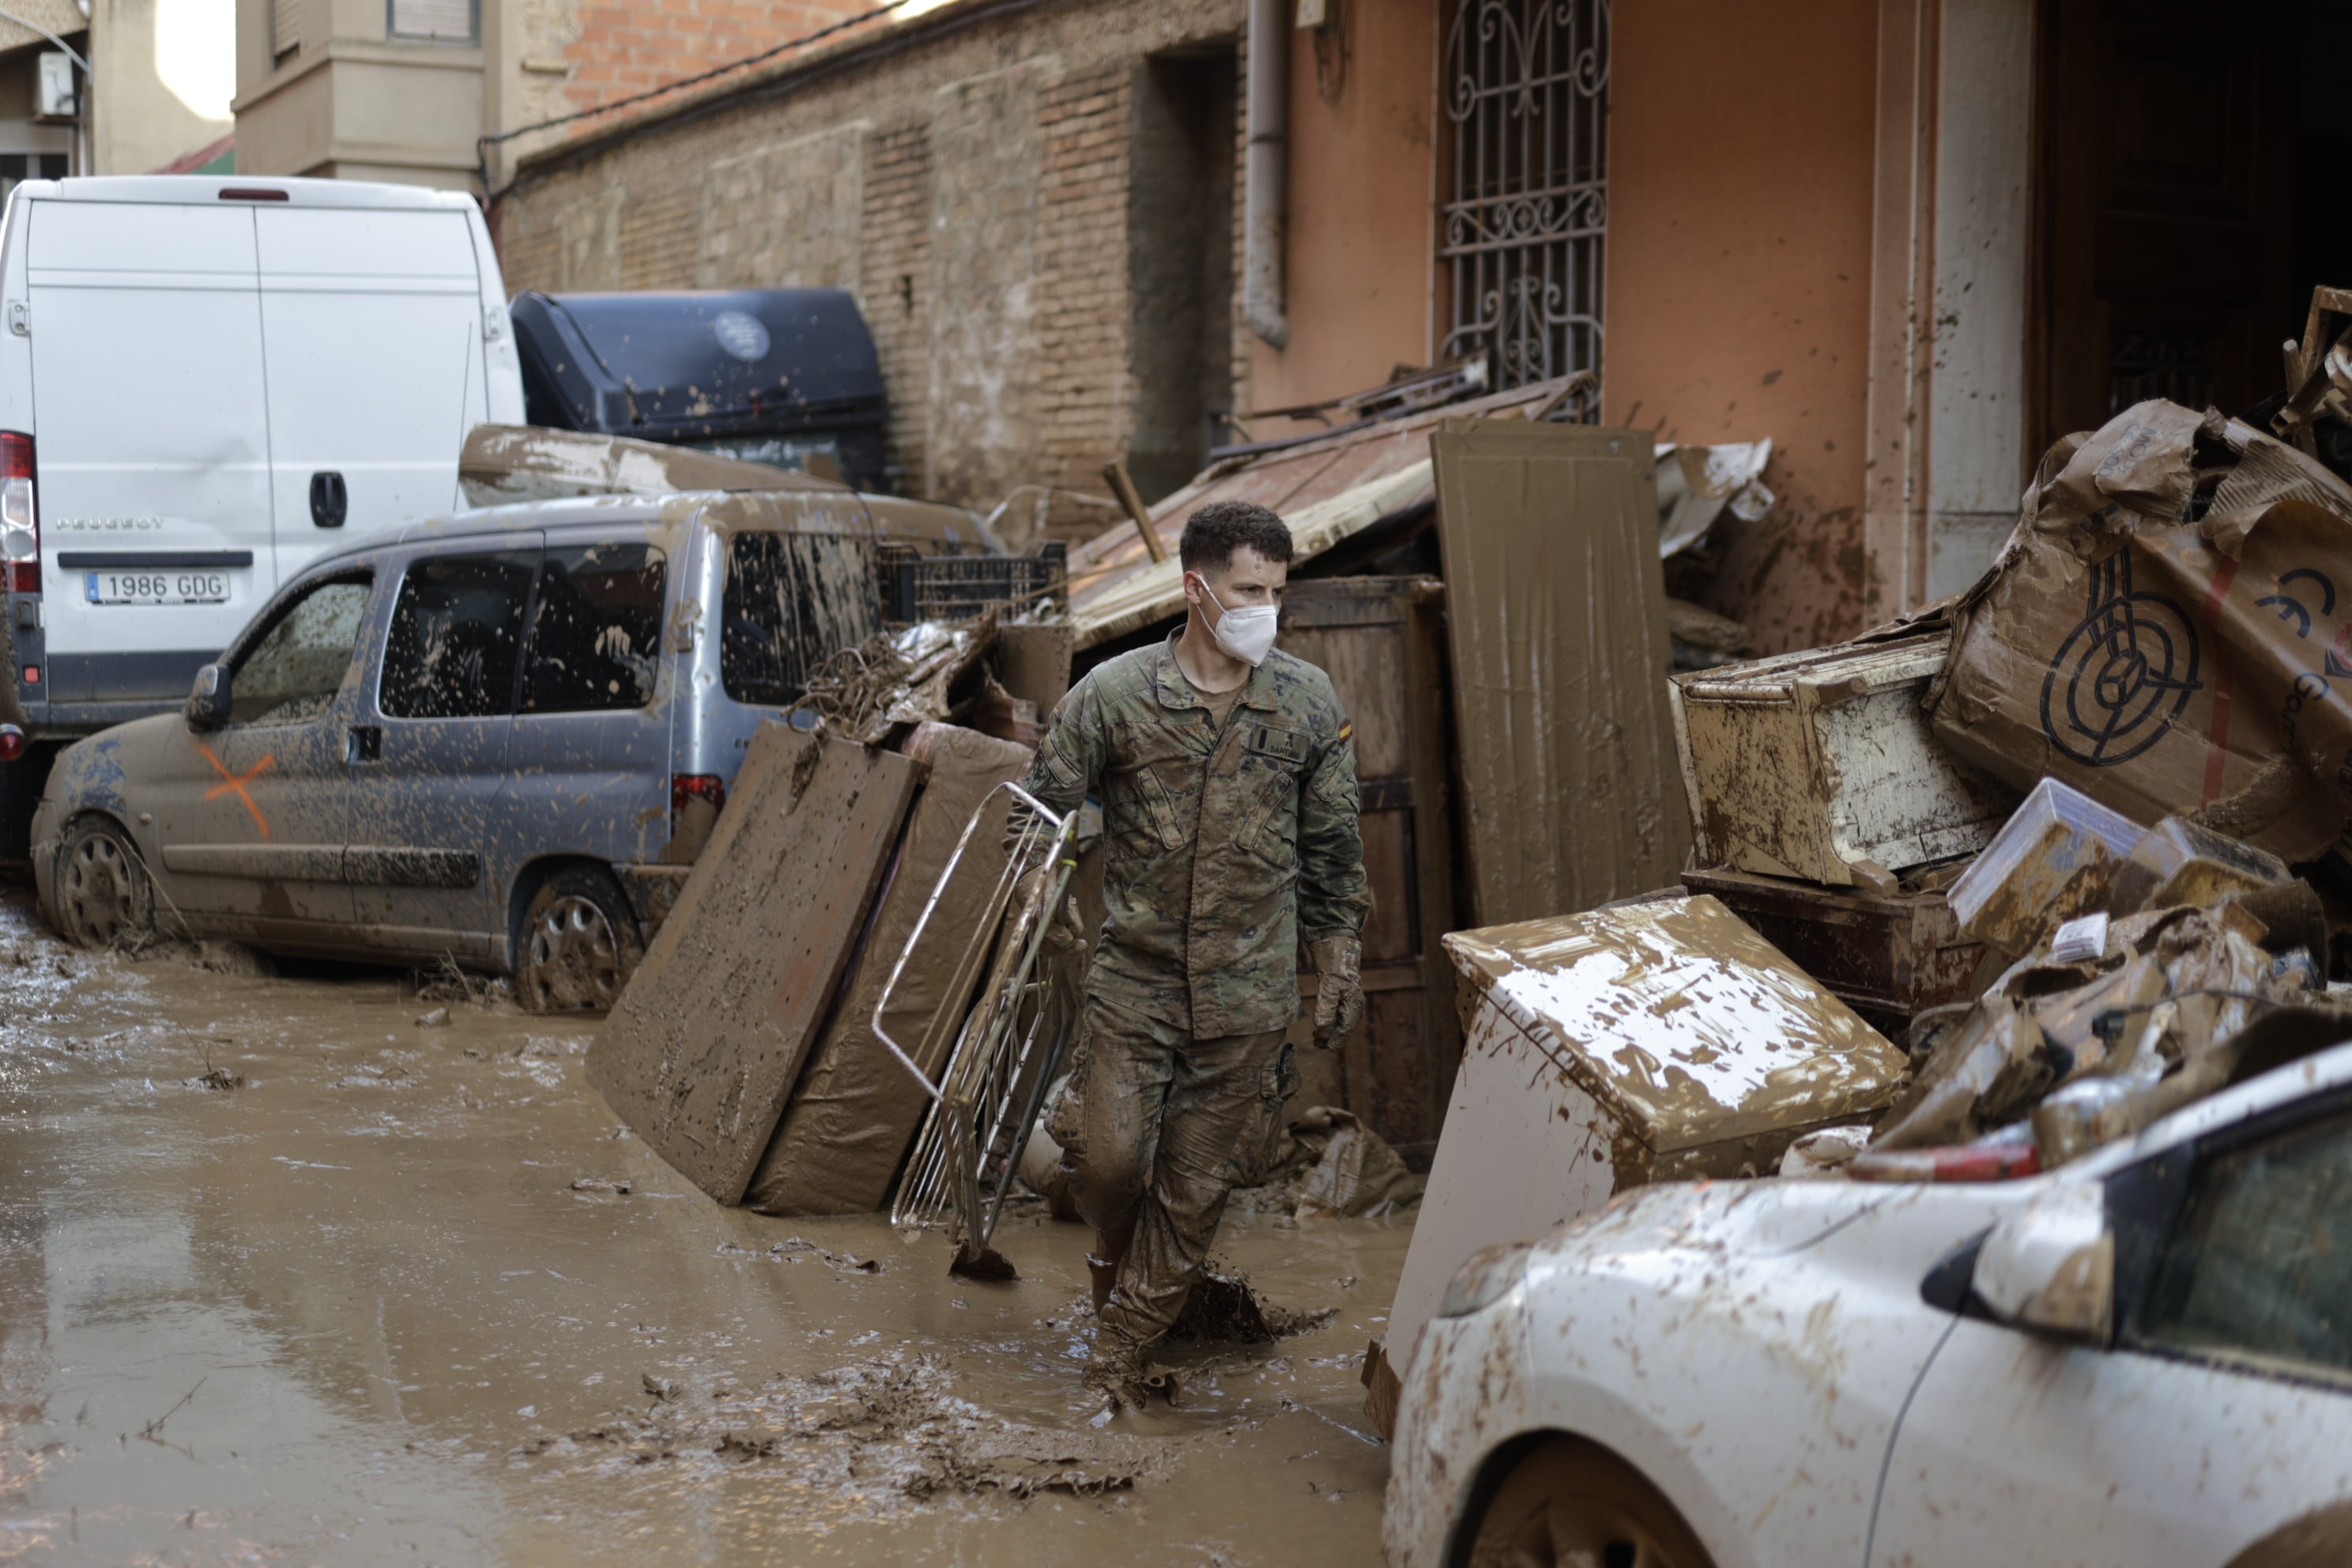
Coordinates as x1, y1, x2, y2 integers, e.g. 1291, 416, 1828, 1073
1082, 1333, 1177, 1412
1170, 1270, 1274, 1344
1085, 1253, 1119, 1317
1082, 1333, 1148, 1409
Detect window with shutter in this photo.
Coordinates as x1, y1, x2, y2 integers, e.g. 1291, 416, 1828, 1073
271, 0, 301, 58
387, 0, 476, 43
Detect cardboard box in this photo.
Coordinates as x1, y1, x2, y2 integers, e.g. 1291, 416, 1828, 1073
1929, 398, 2352, 862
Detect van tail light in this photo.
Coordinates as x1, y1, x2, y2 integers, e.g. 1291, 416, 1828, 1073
671, 773, 726, 831
1, 432, 34, 594
0, 725, 23, 761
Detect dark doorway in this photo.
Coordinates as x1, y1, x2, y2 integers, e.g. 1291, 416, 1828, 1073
1127, 46, 1238, 503
2037, 0, 2349, 450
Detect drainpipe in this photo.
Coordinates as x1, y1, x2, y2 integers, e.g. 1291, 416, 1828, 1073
1243, 0, 1288, 349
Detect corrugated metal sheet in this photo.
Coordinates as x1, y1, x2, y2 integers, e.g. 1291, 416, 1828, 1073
1066, 374, 1580, 625
1432, 417, 1689, 923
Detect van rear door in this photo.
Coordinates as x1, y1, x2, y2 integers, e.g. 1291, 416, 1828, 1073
254, 205, 490, 582
28, 199, 273, 705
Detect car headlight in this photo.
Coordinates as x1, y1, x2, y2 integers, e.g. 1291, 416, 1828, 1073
1438, 1241, 1532, 1318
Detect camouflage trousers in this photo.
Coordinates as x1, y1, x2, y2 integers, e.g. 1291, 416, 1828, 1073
1075, 991, 1288, 1356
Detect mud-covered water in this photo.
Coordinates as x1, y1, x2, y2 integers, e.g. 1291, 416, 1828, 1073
0, 888, 1410, 1565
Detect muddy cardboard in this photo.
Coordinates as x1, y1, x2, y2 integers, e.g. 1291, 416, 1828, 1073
1932, 398, 2352, 861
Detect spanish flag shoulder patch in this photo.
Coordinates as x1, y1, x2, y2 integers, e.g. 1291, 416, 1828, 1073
1336, 721, 1354, 743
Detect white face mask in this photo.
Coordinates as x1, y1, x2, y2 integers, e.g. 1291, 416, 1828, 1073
1196, 575, 1280, 666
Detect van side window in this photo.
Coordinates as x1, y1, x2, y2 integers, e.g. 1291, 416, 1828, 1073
721, 531, 881, 707
380, 553, 536, 720
521, 545, 666, 714
231, 575, 373, 726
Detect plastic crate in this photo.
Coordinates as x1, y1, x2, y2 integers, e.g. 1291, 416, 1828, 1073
879, 543, 1067, 624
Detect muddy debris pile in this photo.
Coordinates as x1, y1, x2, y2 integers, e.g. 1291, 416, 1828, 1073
524, 1353, 1175, 1502
1369, 305, 2352, 1436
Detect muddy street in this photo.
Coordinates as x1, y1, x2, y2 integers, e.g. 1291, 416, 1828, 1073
0, 888, 1407, 1566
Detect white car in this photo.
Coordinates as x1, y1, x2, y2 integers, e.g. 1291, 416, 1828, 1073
1386, 1041, 2352, 1568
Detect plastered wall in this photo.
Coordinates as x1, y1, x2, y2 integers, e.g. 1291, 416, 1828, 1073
1241, 0, 1439, 420
1604, 0, 1882, 653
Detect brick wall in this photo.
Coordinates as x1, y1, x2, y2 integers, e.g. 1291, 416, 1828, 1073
560, 2, 884, 116
1031, 66, 1132, 524
495, 0, 1247, 532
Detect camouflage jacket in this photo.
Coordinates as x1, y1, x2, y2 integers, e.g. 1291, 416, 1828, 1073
1020, 631, 1370, 1038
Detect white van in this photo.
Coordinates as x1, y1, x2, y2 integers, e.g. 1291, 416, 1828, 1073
0, 175, 523, 845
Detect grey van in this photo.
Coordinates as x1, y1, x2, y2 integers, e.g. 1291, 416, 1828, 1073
29, 484, 987, 1008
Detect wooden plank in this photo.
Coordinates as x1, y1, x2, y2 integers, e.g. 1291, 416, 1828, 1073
1433, 420, 1690, 925
1280, 575, 1460, 1154
587, 728, 922, 1204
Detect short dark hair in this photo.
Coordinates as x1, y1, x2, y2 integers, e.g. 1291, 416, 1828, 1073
1179, 500, 1294, 575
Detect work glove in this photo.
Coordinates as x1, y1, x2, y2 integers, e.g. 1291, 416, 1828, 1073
1309, 933, 1364, 1051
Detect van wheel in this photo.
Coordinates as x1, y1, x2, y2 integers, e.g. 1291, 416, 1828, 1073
1464, 1439, 1715, 1568
56, 817, 153, 949
516, 867, 643, 1014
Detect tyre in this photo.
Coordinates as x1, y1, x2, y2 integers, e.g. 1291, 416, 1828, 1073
54, 816, 153, 949
1464, 1439, 1716, 1568
515, 866, 643, 1013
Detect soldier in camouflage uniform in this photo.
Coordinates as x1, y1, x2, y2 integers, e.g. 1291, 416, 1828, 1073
1018, 499, 1370, 1406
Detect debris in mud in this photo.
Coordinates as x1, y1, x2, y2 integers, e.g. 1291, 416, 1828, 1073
716, 1237, 881, 1272
534, 1354, 1174, 1502
571, 1177, 632, 1196
125, 938, 276, 976
184, 1066, 246, 1092
410, 956, 514, 1012
948, 1242, 1018, 1283
415, 1008, 451, 1029
1229, 1106, 1427, 1220
797, 621, 992, 744
192, 941, 271, 977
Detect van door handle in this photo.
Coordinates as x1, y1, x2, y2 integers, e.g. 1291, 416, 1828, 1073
310, 471, 348, 529
347, 725, 380, 763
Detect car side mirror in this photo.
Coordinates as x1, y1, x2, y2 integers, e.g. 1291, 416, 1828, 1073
187, 663, 232, 728
1973, 1182, 2114, 1345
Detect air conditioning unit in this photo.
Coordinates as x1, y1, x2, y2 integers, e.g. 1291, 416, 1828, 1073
35, 53, 76, 122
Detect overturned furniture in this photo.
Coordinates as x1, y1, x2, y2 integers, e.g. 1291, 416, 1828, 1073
1363, 895, 1907, 1435
1671, 631, 2016, 890
741, 724, 1036, 1216
586, 727, 922, 1204
1668, 621, 2009, 1038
